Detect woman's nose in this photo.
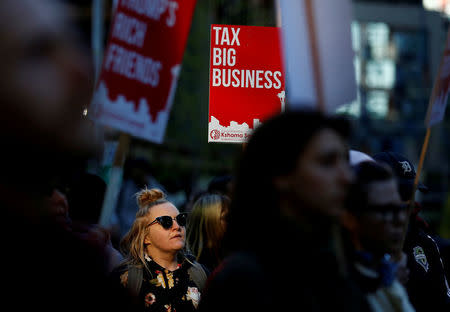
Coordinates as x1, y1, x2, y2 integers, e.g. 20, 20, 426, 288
172, 219, 182, 230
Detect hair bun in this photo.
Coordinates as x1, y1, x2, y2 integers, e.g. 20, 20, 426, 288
136, 188, 165, 207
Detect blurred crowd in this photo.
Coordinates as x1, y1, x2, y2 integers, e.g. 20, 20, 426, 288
1, 1, 449, 312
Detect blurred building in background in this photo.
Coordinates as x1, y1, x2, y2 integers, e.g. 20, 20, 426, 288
339, 0, 449, 231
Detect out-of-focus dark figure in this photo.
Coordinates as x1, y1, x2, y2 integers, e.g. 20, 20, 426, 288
0, 1, 129, 311
373, 151, 450, 311
207, 174, 234, 198
65, 172, 124, 272
198, 109, 371, 312
342, 160, 415, 311
349, 150, 411, 285
66, 172, 107, 224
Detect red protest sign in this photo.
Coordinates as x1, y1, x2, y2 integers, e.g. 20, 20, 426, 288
425, 28, 450, 128
91, 0, 197, 143
208, 25, 285, 143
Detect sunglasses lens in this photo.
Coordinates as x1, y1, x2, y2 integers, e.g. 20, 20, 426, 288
158, 216, 173, 229
176, 213, 187, 227
154, 214, 187, 229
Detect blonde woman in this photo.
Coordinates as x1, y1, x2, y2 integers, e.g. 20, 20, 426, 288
186, 193, 230, 272
110, 188, 208, 312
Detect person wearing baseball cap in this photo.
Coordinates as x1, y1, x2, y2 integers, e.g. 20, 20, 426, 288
373, 151, 450, 312
349, 149, 375, 166
372, 151, 428, 202
342, 160, 415, 311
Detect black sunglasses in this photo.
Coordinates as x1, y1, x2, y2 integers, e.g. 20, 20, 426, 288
148, 213, 188, 229
365, 203, 408, 221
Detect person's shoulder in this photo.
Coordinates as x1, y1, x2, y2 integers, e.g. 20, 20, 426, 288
208, 251, 265, 283
406, 225, 438, 250
226, 251, 262, 267
178, 254, 210, 292
109, 262, 129, 279
184, 253, 210, 274
198, 251, 270, 312
410, 228, 443, 254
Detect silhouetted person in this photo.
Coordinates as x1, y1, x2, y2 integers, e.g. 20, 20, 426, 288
0, 1, 129, 310
207, 174, 234, 198
65, 172, 123, 272
342, 161, 415, 311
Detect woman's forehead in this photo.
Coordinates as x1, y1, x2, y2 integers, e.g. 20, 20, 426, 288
302, 128, 347, 157
148, 202, 179, 217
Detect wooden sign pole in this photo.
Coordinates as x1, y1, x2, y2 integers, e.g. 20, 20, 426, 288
410, 128, 431, 204
304, 0, 324, 112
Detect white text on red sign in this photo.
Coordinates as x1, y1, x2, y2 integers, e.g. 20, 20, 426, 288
211, 26, 282, 89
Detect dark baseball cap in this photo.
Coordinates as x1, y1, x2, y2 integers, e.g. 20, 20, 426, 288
372, 151, 428, 201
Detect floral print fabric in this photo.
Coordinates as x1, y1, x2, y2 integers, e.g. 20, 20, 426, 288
115, 255, 201, 312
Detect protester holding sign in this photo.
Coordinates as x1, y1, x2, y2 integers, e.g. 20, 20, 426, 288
198, 109, 370, 312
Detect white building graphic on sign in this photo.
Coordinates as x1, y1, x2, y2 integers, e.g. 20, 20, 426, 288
208, 116, 260, 143
209, 116, 256, 132
91, 65, 180, 144
208, 90, 284, 143
92, 82, 170, 143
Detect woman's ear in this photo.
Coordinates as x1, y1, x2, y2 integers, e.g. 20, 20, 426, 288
144, 233, 151, 245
